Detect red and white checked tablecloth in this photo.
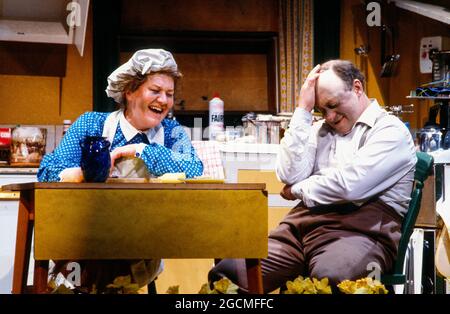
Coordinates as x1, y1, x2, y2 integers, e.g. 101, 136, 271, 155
191, 141, 225, 179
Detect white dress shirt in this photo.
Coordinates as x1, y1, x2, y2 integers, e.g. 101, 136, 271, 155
276, 100, 417, 217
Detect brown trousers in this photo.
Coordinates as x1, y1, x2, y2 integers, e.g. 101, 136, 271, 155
209, 199, 402, 293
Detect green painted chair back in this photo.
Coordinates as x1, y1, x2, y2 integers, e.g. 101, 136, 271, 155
381, 152, 434, 285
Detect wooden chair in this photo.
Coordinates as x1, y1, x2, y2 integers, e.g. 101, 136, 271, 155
381, 152, 434, 289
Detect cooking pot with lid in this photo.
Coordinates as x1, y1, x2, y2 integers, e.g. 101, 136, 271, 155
417, 125, 442, 152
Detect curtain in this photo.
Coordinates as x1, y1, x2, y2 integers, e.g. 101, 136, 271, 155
278, 0, 314, 113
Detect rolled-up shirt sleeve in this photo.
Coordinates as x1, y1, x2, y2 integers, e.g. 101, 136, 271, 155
276, 108, 318, 185
290, 122, 417, 207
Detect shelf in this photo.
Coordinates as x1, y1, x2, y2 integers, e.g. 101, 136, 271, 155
174, 110, 274, 116
0, 167, 38, 174
0, 19, 72, 44
394, 0, 450, 25
407, 96, 450, 100
219, 143, 280, 154
0, 0, 90, 56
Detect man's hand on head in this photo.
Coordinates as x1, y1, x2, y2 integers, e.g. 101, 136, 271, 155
298, 64, 321, 112
280, 184, 297, 201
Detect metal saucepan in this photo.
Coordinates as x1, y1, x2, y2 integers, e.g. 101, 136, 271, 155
417, 125, 442, 152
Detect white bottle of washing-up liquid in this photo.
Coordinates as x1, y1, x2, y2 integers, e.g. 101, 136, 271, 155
208, 93, 224, 140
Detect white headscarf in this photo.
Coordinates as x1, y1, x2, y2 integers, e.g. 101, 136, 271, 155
105, 49, 178, 104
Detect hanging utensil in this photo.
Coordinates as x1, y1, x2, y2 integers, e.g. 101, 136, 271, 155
380, 24, 400, 77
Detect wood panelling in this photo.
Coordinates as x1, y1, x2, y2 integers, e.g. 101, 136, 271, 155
61, 10, 93, 121
120, 51, 270, 113
385, 7, 450, 130
0, 75, 61, 123
340, 0, 450, 131
0, 42, 66, 76
121, 0, 278, 32
340, 0, 386, 106
176, 53, 268, 112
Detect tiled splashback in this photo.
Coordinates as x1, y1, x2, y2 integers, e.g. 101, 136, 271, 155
0, 124, 64, 156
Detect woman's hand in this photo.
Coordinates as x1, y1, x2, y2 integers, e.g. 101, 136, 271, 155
110, 144, 141, 169
280, 184, 297, 201
59, 167, 84, 182
298, 64, 321, 112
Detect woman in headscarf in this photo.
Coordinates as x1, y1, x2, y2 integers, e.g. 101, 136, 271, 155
39, 48, 203, 182
38, 48, 203, 292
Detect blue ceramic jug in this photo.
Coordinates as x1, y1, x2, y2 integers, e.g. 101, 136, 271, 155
80, 136, 111, 182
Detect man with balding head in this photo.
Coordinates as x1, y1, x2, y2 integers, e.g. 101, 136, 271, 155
209, 60, 417, 293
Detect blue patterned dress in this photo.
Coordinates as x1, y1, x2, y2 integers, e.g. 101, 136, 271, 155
38, 112, 203, 181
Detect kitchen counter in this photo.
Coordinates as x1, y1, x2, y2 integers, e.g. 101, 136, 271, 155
218, 142, 298, 208
219, 143, 279, 183
219, 142, 280, 154
428, 149, 450, 164
0, 167, 38, 175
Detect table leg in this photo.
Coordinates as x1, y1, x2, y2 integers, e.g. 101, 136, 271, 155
245, 258, 263, 294
12, 191, 34, 294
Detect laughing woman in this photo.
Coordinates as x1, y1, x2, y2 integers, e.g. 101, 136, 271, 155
38, 49, 203, 292
39, 48, 203, 183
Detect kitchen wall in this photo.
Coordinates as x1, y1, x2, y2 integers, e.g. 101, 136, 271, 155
120, 0, 278, 32
0, 5, 93, 125
340, 0, 450, 130
2, 0, 447, 129
117, 0, 278, 115
120, 51, 269, 112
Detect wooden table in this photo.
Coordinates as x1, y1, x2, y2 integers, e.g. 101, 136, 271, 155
2, 182, 268, 294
